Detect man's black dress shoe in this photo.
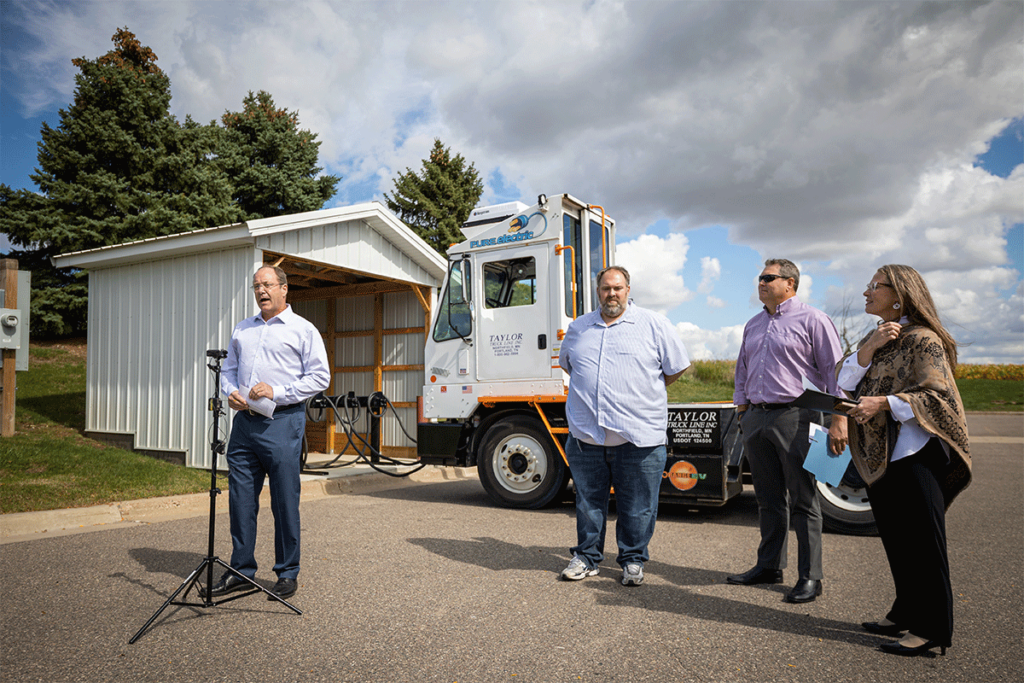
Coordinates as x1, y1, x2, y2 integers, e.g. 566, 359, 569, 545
862, 621, 905, 637
266, 577, 297, 600
726, 566, 784, 585
784, 578, 822, 603
878, 639, 946, 657
199, 573, 252, 598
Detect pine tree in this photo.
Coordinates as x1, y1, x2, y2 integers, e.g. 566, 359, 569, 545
220, 91, 339, 219
0, 28, 240, 337
384, 139, 484, 254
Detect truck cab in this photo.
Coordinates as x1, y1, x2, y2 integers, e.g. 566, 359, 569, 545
422, 193, 612, 420
417, 194, 611, 507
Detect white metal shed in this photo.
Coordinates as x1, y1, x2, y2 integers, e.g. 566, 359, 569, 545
52, 202, 447, 469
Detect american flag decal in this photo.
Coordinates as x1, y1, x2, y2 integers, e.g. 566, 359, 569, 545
462, 385, 472, 394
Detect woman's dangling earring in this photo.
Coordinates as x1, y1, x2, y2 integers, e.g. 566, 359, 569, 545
893, 302, 901, 310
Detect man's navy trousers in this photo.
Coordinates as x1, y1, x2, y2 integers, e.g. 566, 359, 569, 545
226, 402, 306, 580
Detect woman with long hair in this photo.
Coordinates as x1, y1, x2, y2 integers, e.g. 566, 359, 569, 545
839, 264, 971, 657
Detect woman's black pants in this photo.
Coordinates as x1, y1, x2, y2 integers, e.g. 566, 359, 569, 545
866, 438, 953, 647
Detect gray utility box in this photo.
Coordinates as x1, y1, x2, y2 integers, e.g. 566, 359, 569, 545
0, 270, 31, 371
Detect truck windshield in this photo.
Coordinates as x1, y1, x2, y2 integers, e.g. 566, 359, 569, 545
563, 214, 584, 317
433, 259, 472, 342
589, 218, 608, 312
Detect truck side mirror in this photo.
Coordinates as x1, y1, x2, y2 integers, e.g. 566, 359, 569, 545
448, 258, 471, 305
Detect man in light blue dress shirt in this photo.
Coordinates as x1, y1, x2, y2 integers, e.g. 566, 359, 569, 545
558, 266, 690, 586
202, 265, 330, 601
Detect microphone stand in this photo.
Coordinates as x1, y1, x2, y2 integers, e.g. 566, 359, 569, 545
129, 350, 301, 644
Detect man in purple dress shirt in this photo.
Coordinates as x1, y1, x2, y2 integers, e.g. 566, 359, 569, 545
727, 259, 848, 603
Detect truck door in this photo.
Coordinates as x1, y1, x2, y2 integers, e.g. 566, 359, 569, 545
475, 245, 551, 381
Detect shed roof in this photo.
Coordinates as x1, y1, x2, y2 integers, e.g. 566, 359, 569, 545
51, 202, 447, 284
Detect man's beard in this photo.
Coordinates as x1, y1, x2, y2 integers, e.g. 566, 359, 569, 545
601, 299, 624, 318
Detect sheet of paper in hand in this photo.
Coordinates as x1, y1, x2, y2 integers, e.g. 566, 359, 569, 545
239, 386, 277, 418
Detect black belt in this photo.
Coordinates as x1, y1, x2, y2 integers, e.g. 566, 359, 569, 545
750, 402, 792, 410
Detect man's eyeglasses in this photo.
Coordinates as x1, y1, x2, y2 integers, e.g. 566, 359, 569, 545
758, 274, 788, 284
252, 282, 282, 292
865, 282, 893, 292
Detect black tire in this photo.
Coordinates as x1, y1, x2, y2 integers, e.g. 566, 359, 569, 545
477, 415, 567, 509
817, 465, 878, 536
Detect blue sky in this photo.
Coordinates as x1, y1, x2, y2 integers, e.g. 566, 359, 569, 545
2, 1, 1022, 362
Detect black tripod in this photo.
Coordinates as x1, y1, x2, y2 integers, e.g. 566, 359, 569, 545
129, 349, 301, 644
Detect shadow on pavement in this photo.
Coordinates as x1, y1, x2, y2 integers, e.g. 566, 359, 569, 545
407, 533, 877, 648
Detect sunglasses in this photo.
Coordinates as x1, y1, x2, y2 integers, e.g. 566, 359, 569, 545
758, 274, 789, 284
866, 282, 894, 292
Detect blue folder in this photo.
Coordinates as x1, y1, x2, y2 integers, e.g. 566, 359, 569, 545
803, 422, 852, 487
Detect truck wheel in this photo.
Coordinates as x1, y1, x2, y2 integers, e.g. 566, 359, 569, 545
477, 416, 567, 509
817, 466, 877, 536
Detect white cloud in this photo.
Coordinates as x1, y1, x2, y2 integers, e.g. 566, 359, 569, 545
3, 0, 1021, 362
706, 295, 726, 309
10, 2, 1019, 233
616, 233, 692, 314
698, 256, 721, 294
675, 322, 746, 361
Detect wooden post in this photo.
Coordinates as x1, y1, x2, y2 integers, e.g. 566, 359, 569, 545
411, 285, 431, 341
326, 297, 337, 454
1, 259, 18, 436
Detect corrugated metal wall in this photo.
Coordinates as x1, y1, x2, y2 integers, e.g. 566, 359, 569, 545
86, 246, 258, 468
295, 290, 424, 455
334, 294, 375, 409
382, 291, 423, 450
256, 219, 435, 285
291, 298, 328, 332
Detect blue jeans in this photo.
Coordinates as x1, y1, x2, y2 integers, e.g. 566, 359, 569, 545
226, 404, 305, 580
565, 436, 668, 569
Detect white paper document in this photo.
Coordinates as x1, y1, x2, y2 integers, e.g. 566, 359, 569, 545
240, 386, 276, 418
803, 422, 852, 487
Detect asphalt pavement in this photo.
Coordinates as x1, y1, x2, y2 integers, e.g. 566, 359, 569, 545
0, 413, 1020, 683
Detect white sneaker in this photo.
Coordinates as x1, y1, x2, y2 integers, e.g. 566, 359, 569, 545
621, 563, 644, 586
561, 555, 599, 581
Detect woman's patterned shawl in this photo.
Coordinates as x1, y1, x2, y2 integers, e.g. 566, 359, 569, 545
840, 325, 972, 508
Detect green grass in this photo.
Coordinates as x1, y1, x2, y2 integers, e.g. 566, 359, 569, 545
957, 378, 1024, 412
669, 362, 736, 403
1, 343, 210, 514
0, 433, 212, 514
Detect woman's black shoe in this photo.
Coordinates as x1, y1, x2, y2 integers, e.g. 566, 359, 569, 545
862, 621, 904, 637
878, 639, 947, 657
